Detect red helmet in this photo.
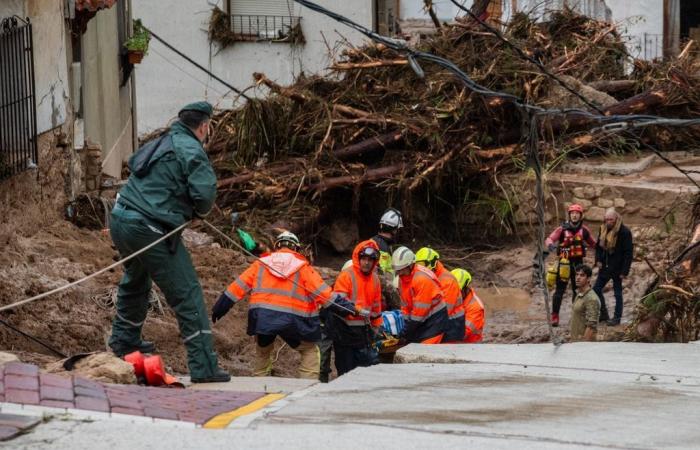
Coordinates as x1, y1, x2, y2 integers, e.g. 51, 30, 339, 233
568, 203, 584, 214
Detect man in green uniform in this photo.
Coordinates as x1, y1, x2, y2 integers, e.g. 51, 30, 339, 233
569, 264, 600, 342
109, 101, 230, 383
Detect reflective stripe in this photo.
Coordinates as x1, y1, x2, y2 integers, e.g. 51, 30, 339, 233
233, 277, 249, 293
116, 312, 145, 328
426, 301, 446, 318
449, 309, 465, 319
309, 282, 331, 300
251, 286, 310, 303
183, 329, 212, 343
465, 319, 478, 333
249, 303, 320, 318
413, 301, 433, 310
224, 290, 240, 303
409, 314, 426, 322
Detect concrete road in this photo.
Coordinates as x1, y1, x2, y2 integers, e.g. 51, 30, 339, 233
7, 343, 700, 449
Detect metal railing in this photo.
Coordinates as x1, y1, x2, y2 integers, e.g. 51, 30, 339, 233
0, 16, 37, 181
229, 14, 301, 41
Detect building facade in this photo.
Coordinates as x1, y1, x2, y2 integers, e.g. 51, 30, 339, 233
133, 0, 374, 134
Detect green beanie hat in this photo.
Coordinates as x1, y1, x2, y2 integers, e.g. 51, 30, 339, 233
179, 101, 213, 117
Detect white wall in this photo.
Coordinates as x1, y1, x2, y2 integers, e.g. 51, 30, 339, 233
400, 0, 473, 21
133, 0, 374, 134
605, 0, 663, 59
0, 0, 69, 134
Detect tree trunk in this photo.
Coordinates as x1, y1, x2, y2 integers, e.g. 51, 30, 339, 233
307, 163, 407, 192
333, 132, 404, 159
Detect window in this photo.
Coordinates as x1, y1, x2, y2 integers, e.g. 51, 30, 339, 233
0, 17, 37, 180
226, 0, 302, 42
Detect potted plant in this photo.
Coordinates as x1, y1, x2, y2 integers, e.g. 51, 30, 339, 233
124, 19, 150, 64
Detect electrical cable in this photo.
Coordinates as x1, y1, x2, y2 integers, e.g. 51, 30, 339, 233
0, 317, 67, 358
143, 26, 251, 101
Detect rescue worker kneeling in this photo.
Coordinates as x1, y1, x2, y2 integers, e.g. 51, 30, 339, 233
451, 269, 485, 343
329, 240, 383, 376
392, 247, 449, 344
415, 247, 465, 342
212, 231, 356, 379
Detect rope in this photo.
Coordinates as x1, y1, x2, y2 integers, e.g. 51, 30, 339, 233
0, 222, 190, 313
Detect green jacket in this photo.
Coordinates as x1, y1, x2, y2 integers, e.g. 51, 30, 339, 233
119, 121, 217, 229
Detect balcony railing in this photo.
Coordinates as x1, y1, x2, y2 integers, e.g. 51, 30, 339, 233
229, 15, 303, 43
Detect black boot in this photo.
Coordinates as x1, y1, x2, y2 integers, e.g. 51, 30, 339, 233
606, 317, 621, 326
191, 367, 231, 383
111, 340, 156, 357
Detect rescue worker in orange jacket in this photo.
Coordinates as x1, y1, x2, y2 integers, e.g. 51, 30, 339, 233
328, 240, 383, 376
451, 269, 485, 343
211, 231, 356, 379
392, 246, 448, 344
415, 247, 465, 342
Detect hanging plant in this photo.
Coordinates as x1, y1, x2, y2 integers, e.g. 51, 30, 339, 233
124, 19, 151, 64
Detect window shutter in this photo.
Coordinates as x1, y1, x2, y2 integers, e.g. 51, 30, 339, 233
230, 0, 293, 16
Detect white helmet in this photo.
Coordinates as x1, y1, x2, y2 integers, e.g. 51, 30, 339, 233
379, 208, 403, 229
341, 259, 353, 271
275, 231, 300, 249
391, 246, 415, 271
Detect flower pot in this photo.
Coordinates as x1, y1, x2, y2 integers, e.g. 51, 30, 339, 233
127, 50, 144, 64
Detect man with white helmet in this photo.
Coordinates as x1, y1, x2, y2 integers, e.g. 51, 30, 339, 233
372, 208, 403, 274
392, 246, 448, 344
212, 231, 356, 379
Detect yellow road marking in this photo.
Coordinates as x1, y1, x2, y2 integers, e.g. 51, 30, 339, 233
203, 393, 286, 429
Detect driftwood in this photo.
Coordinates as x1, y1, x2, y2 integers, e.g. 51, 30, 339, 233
588, 80, 637, 93
331, 60, 408, 70
307, 163, 407, 192
333, 132, 404, 159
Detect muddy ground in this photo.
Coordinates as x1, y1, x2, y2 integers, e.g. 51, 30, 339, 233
0, 213, 686, 379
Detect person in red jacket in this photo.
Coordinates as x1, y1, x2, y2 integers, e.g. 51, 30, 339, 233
211, 231, 356, 379
451, 269, 485, 343
415, 247, 465, 342
329, 240, 383, 376
392, 246, 448, 344
544, 203, 597, 327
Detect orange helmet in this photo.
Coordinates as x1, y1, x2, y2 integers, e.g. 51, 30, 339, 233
568, 204, 584, 214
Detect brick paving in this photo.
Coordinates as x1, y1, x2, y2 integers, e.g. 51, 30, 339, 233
0, 362, 265, 425
0, 413, 40, 441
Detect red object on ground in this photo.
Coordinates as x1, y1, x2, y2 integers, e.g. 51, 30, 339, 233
124, 351, 145, 377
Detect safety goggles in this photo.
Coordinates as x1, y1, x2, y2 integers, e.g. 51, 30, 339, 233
359, 247, 379, 260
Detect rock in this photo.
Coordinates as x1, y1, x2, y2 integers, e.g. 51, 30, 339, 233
641, 208, 661, 219
593, 186, 605, 197
182, 229, 214, 247
614, 197, 626, 208
47, 352, 137, 384
0, 352, 19, 365
597, 198, 614, 208
637, 317, 661, 340
321, 217, 359, 253
587, 206, 606, 222
582, 185, 597, 200
572, 187, 585, 198
572, 198, 592, 209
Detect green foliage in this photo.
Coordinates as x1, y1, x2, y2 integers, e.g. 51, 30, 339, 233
125, 19, 150, 53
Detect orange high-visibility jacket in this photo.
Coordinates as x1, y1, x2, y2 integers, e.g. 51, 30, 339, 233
399, 265, 448, 342
224, 248, 333, 340
463, 288, 485, 343
333, 240, 383, 329
434, 261, 465, 342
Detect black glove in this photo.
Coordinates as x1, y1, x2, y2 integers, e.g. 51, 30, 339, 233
548, 243, 557, 253
212, 293, 234, 323
327, 293, 355, 318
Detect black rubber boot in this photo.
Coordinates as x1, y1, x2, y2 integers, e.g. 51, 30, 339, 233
191, 367, 231, 383
111, 340, 156, 357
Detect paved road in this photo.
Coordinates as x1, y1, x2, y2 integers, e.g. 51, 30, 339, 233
6, 343, 700, 449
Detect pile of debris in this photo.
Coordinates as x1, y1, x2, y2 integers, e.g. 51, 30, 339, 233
627, 198, 700, 343
197, 9, 699, 246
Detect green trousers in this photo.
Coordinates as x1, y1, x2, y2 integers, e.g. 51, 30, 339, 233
108, 204, 219, 378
